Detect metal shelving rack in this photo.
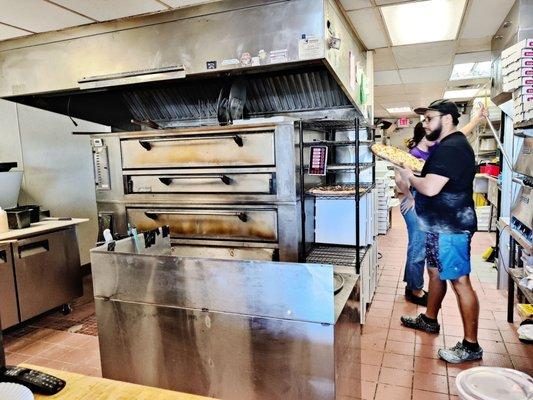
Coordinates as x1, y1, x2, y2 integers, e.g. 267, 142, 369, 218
298, 118, 376, 274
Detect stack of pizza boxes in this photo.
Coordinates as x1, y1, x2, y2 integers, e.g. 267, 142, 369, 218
502, 38, 533, 124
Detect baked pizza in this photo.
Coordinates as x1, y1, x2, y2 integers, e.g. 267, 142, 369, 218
308, 185, 364, 196
371, 143, 424, 172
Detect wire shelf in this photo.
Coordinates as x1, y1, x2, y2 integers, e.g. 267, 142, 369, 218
303, 120, 358, 132
306, 244, 370, 267
305, 162, 374, 173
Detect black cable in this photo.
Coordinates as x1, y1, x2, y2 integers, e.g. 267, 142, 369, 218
67, 96, 78, 127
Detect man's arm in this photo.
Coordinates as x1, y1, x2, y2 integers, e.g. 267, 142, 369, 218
396, 166, 449, 197
409, 173, 449, 197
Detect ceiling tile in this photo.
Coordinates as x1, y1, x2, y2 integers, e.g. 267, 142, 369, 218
0, 23, 31, 41
0, 0, 92, 32
392, 41, 456, 69
402, 82, 446, 95
51, 0, 167, 22
161, 0, 223, 8
347, 8, 389, 49
375, 70, 402, 85
457, 37, 491, 53
399, 65, 452, 84
460, 0, 514, 39
339, 0, 371, 10
453, 50, 491, 64
373, 47, 397, 71
375, 0, 412, 4
375, 84, 405, 97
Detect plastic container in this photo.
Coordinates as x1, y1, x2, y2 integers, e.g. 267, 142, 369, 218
5, 209, 31, 229
456, 367, 533, 400
0, 207, 8, 233
480, 164, 500, 176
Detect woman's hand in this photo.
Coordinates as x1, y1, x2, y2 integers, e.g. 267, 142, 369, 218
401, 196, 415, 214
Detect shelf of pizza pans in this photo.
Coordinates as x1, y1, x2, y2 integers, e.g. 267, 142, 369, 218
305, 162, 374, 173
303, 140, 374, 147
306, 183, 375, 199
306, 243, 370, 268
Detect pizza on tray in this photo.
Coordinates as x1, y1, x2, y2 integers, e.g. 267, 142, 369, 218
371, 143, 424, 172
308, 185, 364, 196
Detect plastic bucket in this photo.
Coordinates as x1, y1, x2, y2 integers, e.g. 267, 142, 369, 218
456, 367, 533, 400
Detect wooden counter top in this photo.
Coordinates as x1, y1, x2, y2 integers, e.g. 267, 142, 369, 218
0, 219, 89, 241
21, 364, 215, 400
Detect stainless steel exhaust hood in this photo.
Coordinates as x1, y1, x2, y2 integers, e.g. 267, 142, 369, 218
0, 0, 367, 130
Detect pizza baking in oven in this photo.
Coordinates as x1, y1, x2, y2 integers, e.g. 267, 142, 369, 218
371, 143, 424, 172
308, 185, 364, 196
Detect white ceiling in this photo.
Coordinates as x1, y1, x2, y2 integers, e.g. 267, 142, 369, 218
0, 0, 515, 119
344, 0, 514, 118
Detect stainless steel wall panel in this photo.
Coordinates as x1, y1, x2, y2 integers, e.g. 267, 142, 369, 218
91, 249, 334, 324
95, 299, 335, 400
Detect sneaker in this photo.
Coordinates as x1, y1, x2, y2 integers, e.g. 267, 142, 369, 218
400, 313, 440, 334
405, 289, 428, 306
438, 342, 483, 364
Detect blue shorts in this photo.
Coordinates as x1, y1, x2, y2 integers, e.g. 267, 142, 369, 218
426, 232, 471, 280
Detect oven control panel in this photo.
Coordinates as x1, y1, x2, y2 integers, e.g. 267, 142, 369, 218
92, 139, 111, 191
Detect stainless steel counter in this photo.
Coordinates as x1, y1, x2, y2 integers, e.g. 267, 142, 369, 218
91, 229, 361, 399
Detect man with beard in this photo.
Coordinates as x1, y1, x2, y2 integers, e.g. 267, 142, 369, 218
396, 100, 481, 364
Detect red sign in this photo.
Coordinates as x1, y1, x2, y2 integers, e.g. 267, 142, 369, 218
397, 117, 411, 127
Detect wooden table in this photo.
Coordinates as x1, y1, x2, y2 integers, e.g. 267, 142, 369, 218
21, 365, 216, 400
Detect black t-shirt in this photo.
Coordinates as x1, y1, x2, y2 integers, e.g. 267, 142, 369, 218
415, 132, 477, 234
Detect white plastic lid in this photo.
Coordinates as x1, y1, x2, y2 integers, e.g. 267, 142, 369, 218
456, 367, 533, 400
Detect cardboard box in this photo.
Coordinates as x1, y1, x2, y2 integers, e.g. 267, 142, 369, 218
503, 68, 533, 84
502, 48, 533, 68
501, 38, 533, 60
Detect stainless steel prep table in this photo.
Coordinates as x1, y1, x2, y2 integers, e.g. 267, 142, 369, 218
0, 219, 87, 328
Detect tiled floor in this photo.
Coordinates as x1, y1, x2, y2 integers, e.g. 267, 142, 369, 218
2, 206, 532, 398
360, 206, 532, 400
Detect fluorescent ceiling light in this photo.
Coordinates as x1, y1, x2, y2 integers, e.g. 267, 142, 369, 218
381, 0, 467, 46
443, 88, 480, 100
450, 61, 491, 80
386, 107, 412, 113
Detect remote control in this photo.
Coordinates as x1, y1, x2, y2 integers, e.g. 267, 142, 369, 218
0, 366, 66, 395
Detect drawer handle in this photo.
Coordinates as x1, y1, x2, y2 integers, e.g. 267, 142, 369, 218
138, 134, 243, 151
144, 210, 248, 223
0, 250, 6, 263
158, 175, 231, 186
18, 240, 50, 258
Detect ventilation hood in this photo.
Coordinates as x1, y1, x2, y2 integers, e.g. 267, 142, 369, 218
0, 0, 368, 130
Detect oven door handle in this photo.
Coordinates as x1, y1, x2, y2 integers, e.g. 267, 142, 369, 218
138, 134, 243, 151
144, 210, 248, 223
158, 175, 231, 186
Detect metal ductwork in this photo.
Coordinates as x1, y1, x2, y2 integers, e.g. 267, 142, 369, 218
0, 0, 367, 130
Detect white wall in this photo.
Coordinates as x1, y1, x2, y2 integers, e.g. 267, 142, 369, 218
0, 99, 110, 264
0, 100, 23, 167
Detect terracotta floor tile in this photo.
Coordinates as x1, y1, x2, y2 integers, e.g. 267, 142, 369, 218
361, 336, 387, 352
385, 340, 415, 356
365, 316, 391, 329
505, 343, 533, 358
448, 376, 458, 396
388, 328, 416, 344
414, 344, 441, 359
373, 294, 397, 302
5, 352, 30, 365
361, 364, 380, 382
361, 381, 377, 400
367, 307, 393, 318
361, 349, 384, 366
412, 389, 449, 400
511, 355, 533, 371
374, 384, 412, 400
477, 328, 503, 341
479, 340, 507, 354
378, 366, 413, 388
415, 331, 444, 346
382, 353, 414, 371
479, 352, 513, 368
499, 329, 522, 344
414, 357, 448, 376
447, 361, 483, 377
413, 372, 448, 394
372, 301, 395, 310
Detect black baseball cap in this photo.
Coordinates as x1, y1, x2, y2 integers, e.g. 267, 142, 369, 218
414, 99, 460, 119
